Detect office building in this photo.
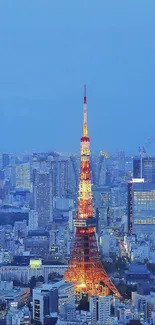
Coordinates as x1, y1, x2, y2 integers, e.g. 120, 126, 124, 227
128, 181, 133, 234
15, 162, 31, 190
57, 158, 69, 197
33, 287, 58, 325
33, 169, 53, 228
33, 281, 74, 325
133, 157, 155, 182
25, 230, 49, 257
7, 303, 31, 325
132, 181, 155, 233
89, 295, 111, 324
50, 158, 69, 198
118, 151, 125, 172
28, 210, 38, 230
2, 153, 10, 169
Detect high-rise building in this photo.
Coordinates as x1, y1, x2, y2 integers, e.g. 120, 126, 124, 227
70, 154, 80, 190
133, 158, 141, 179
15, 162, 31, 190
132, 181, 155, 233
118, 151, 126, 172
127, 181, 133, 234
33, 286, 58, 324
93, 185, 111, 233
57, 158, 69, 197
68, 156, 78, 197
50, 158, 69, 198
90, 154, 106, 186
33, 169, 53, 228
133, 157, 155, 182
2, 153, 10, 169
33, 281, 74, 325
89, 295, 111, 324
25, 230, 49, 257
28, 210, 38, 230
98, 153, 106, 185
64, 86, 121, 298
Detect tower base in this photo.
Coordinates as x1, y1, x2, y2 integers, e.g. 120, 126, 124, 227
64, 227, 121, 299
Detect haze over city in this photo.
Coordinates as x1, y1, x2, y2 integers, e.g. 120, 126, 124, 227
0, 1, 155, 153
1, 2, 155, 325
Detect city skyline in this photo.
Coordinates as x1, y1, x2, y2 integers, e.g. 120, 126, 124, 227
0, 1, 155, 154
1, 2, 155, 324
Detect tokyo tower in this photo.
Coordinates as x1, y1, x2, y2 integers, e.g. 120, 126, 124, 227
64, 86, 121, 299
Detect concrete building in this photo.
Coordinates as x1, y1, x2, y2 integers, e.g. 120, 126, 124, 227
7, 303, 31, 325
89, 295, 111, 324
33, 287, 58, 324
25, 230, 49, 257
50, 158, 69, 198
28, 210, 38, 231
130, 241, 149, 263
15, 163, 31, 191
133, 157, 155, 183
33, 169, 53, 228
132, 181, 155, 234
132, 291, 155, 324
0, 264, 67, 284
2, 154, 10, 169
33, 281, 74, 325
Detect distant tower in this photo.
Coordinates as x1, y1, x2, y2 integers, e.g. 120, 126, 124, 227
64, 86, 121, 298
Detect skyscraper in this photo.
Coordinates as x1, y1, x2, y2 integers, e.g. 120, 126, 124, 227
57, 158, 69, 197
33, 169, 53, 228
132, 181, 155, 234
50, 157, 69, 198
133, 157, 155, 182
127, 181, 133, 234
2, 153, 10, 169
15, 162, 31, 190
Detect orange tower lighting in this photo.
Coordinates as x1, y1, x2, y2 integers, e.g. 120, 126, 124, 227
64, 86, 121, 299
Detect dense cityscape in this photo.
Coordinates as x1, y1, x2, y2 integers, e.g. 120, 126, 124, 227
0, 1, 155, 323
0, 85, 154, 325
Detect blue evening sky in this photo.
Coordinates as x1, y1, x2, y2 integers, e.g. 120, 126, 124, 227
0, 1, 155, 154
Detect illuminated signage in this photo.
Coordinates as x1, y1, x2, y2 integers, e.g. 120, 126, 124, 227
50, 246, 59, 253
132, 178, 144, 183
30, 259, 42, 269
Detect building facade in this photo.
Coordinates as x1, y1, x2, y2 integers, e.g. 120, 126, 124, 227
132, 181, 155, 233
33, 169, 53, 228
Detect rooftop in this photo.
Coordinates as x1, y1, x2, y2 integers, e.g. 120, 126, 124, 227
127, 264, 151, 275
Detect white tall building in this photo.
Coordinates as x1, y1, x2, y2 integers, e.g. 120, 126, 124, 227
15, 163, 31, 190
33, 169, 53, 228
89, 295, 111, 324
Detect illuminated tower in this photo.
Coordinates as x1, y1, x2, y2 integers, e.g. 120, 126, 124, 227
64, 86, 121, 298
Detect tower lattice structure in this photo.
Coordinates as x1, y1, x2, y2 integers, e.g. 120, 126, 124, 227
64, 86, 121, 299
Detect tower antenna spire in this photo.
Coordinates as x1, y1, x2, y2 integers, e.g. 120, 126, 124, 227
64, 87, 121, 299
83, 84, 88, 137
84, 84, 86, 104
